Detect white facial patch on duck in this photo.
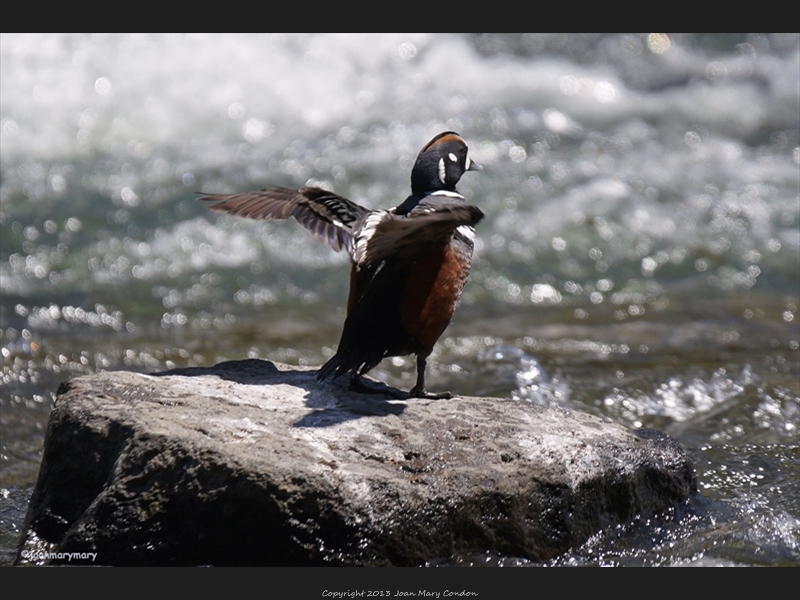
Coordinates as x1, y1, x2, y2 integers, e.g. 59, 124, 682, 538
438, 157, 446, 184
449, 152, 458, 162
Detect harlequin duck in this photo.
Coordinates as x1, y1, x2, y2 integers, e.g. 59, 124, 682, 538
199, 131, 482, 398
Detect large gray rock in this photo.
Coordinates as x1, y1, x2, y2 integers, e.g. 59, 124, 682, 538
16, 359, 696, 566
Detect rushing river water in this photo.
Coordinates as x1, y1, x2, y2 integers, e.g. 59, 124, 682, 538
1, 33, 798, 566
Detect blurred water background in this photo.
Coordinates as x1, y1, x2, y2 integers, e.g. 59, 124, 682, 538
1, 33, 798, 566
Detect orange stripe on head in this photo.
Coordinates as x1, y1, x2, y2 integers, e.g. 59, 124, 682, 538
422, 132, 464, 152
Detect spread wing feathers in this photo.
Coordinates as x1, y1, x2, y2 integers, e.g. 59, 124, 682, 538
198, 186, 369, 257
354, 198, 484, 269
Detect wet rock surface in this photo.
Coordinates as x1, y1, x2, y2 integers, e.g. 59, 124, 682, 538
16, 359, 697, 566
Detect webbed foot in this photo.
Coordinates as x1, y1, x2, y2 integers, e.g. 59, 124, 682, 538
407, 386, 453, 400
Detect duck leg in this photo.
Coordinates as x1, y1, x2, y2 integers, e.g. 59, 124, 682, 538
408, 354, 452, 399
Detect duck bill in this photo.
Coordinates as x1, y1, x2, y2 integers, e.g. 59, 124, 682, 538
466, 157, 482, 171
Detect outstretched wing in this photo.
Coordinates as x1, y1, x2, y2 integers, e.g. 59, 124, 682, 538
354, 193, 484, 269
198, 186, 369, 258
